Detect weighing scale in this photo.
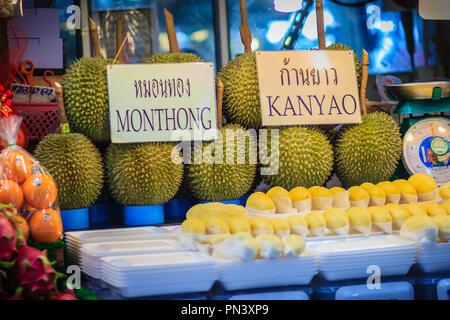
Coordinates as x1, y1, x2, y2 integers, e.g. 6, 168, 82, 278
384, 81, 450, 185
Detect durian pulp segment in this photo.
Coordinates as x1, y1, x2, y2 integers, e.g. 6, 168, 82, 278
270, 218, 291, 238
408, 173, 438, 195
330, 189, 350, 209
432, 215, 450, 240
289, 187, 311, 201
401, 215, 438, 243
309, 186, 333, 210
305, 212, 326, 237
348, 186, 370, 204
384, 203, 409, 229
227, 217, 251, 234
441, 201, 450, 214
404, 203, 428, 217
440, 186, 450, 201
282, 234, 306, 257
292, 199, 312, 213
186, 202, 248, 220
249, 216, 273, 237
422, 202, 447, 217
204, 216, 230, 234
256, 234, 283, 259
246, 192, 276, 211
286, 215, 308, 237
377, 181, 401, 204
181, 218, 206, 234
393, 180, 418, 204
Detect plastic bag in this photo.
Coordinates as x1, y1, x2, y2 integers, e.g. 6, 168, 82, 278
0, 115, 62, 244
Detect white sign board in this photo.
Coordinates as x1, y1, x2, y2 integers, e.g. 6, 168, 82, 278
256, 50, 362, 126
107, 63, 217, 143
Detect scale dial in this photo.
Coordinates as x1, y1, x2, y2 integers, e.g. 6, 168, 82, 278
403, 117, 450, 186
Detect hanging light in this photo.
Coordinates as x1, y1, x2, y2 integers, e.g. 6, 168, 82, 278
274, 0, 302, 13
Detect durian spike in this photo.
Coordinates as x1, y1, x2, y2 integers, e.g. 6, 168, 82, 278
112, 33, 129, 65
164, 9, 180, 53
360, 49, 369, 116
216, 78, 224, 129
239, 0, 253, 54
89, 17, 101, 58
115, 14, 125, 64
316, 0, 326, 49
54, 82, 71, 134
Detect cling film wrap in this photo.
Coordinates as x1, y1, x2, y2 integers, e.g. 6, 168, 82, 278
0, 115, 62, 244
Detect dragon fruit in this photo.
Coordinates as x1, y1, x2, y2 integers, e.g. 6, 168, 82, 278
13, 246, 56, 299
0, 213, 18, 261
50, 289, 77, 300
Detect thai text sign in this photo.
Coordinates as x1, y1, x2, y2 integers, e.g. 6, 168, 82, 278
256, 50, 361, 126
107, 63, 217, 143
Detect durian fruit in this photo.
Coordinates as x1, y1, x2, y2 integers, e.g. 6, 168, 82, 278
408, 174, 439, 202
106, 143, 183, 206
404, 203, 427, 217
214, 233, 259, 261
227, 217, 251, 234
204, 216, 230, 235
270, 218, 291, 238
361, 182, 387, 207
63, 57, 114, 143
181, 218, 206, 234
335, 112, 402, 187
256, 234, 283, 259
34, 133, 104, 211
326, 43, 361, 87
432, 215, 450, 240
440, 185, 450, 202
147, 52, 203, 64
282, 234, 306, 257
249, 216, 273, 237
262, 126, 334, 190
422, 202, 447, 217
305, 212, 326, 237
348, 186, 370, 208
368, 206, 392, 233
289, 187, 312, 213
330, 187, 350, 209
186, 124, 256, 201
441, 201, 450, 215
309, 186, 333, 210
286, 215, 308, 238
246, 192, 276, 214
347, 207, 372, 236
186, 202, 248, 220
392, 180, 418, 204
384, 203, 410, 229
266, 186, 294, 213
400, 215, 438, 243
208, 233, 231, 246
377, 181, 401, 204
324, 208, 349, 236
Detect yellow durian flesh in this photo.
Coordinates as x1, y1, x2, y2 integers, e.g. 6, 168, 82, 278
440, 186, 450, 201
330, 187, 350, 209
325, 211, 349, 229
368, 206, 392, 223
181, 218, 206, 234
266, 187, 293, 213
249, 216, 273, 236
286, 215, 308, 237
208, 234, 231, 246
404, 215, 437, 232
422, 202, 447, 217
348, 186, 369, 201
441, 201, 450, 215
432, 215, 450, 240
305, 212, 326, 230
393, 180, 418, 204
361, 183, 386, 206
348, 207, 371, 227
377, 181, 401, 204
289, 187, 311, 201
408, 173, 438, 194
186, 202, 247, 220
256, 234, 283, 259
404, 203, 428, 217
309, 186, 332, 210
384, 203, 409, 229
270, 218, 291, 237
330, 187, 346, 195
282, 234, 306, 257
401, 215, 438, 243
309, 186, 332, 198
204, 216, 230, 234
227, 217, 251, 234
246, 192, 276, 211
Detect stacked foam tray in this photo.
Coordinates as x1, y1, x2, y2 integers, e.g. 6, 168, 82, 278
415, 242, 450, 273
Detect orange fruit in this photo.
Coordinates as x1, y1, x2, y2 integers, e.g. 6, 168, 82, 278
29, 209, 62, 244
2, 150, 33, 184
22, 174, 58, 209
0, 179, 24, 209
14, 215, 29, 240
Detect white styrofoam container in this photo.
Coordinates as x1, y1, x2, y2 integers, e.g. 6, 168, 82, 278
335, 282, 414, 300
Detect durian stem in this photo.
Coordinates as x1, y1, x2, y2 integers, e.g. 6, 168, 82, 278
164, 9, 180, 53
239, 0, 253, 54
89, 17, 101, 59
316, 0, 325, 49
115, 14, 125, 64
216, 78, 224, 129
54, 82, 71, 134
360, 49, 369, 116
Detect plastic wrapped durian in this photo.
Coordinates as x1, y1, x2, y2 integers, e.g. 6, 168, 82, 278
408, 173, 439, 202
282, 234, 306, 257
432, 215, 450, 241
289, 187, 312, 213
245, 192, 276, 215
309, 186, 333, 210
208, 233, 231, 246
214, 233, 259, 261
204, 216, 230, 234
286, 215, 308, 238
329, 187, 350, 209
348, 186, 370, 208
377, 181, 401, 204
270, 218, 291, 238
256, 234, 283, 259
392, 180, 418, 204
249, 216, 273, 237
441, 201, 450, 215
347, 207, 372, 236
361, 183, 386, 207
186, 202, 247, 220
422, 202, 447, 217
324, 208, 349, 236
404, 203, 427, 217
227, 217, 251, 234
440, 183, 450, 203
400, 215, 438, 244
384, 203, 410, 229
181, 218, 206, 234
305, 211, 327, 237
266, 187, 295, 213
368, 206, 392, 234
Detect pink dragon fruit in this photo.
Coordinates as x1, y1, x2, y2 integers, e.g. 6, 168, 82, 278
0, 213, 17, 261
13, 246, 56, 299
50, 288, 78, 300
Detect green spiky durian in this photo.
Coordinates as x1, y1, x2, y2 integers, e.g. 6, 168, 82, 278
262, 126, 334, 189
146, 52, 203, 64
326, 43, 361, 87
106, 143, 183, 206
218, 52, 261, 129
34, 133, 104, 210
63, 57, 113, 143
335, 111, 402, 187
186, 123, 257, 201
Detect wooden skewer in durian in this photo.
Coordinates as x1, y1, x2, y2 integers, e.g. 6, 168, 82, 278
115, 14, 125, 64
89, 17, 101, 59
